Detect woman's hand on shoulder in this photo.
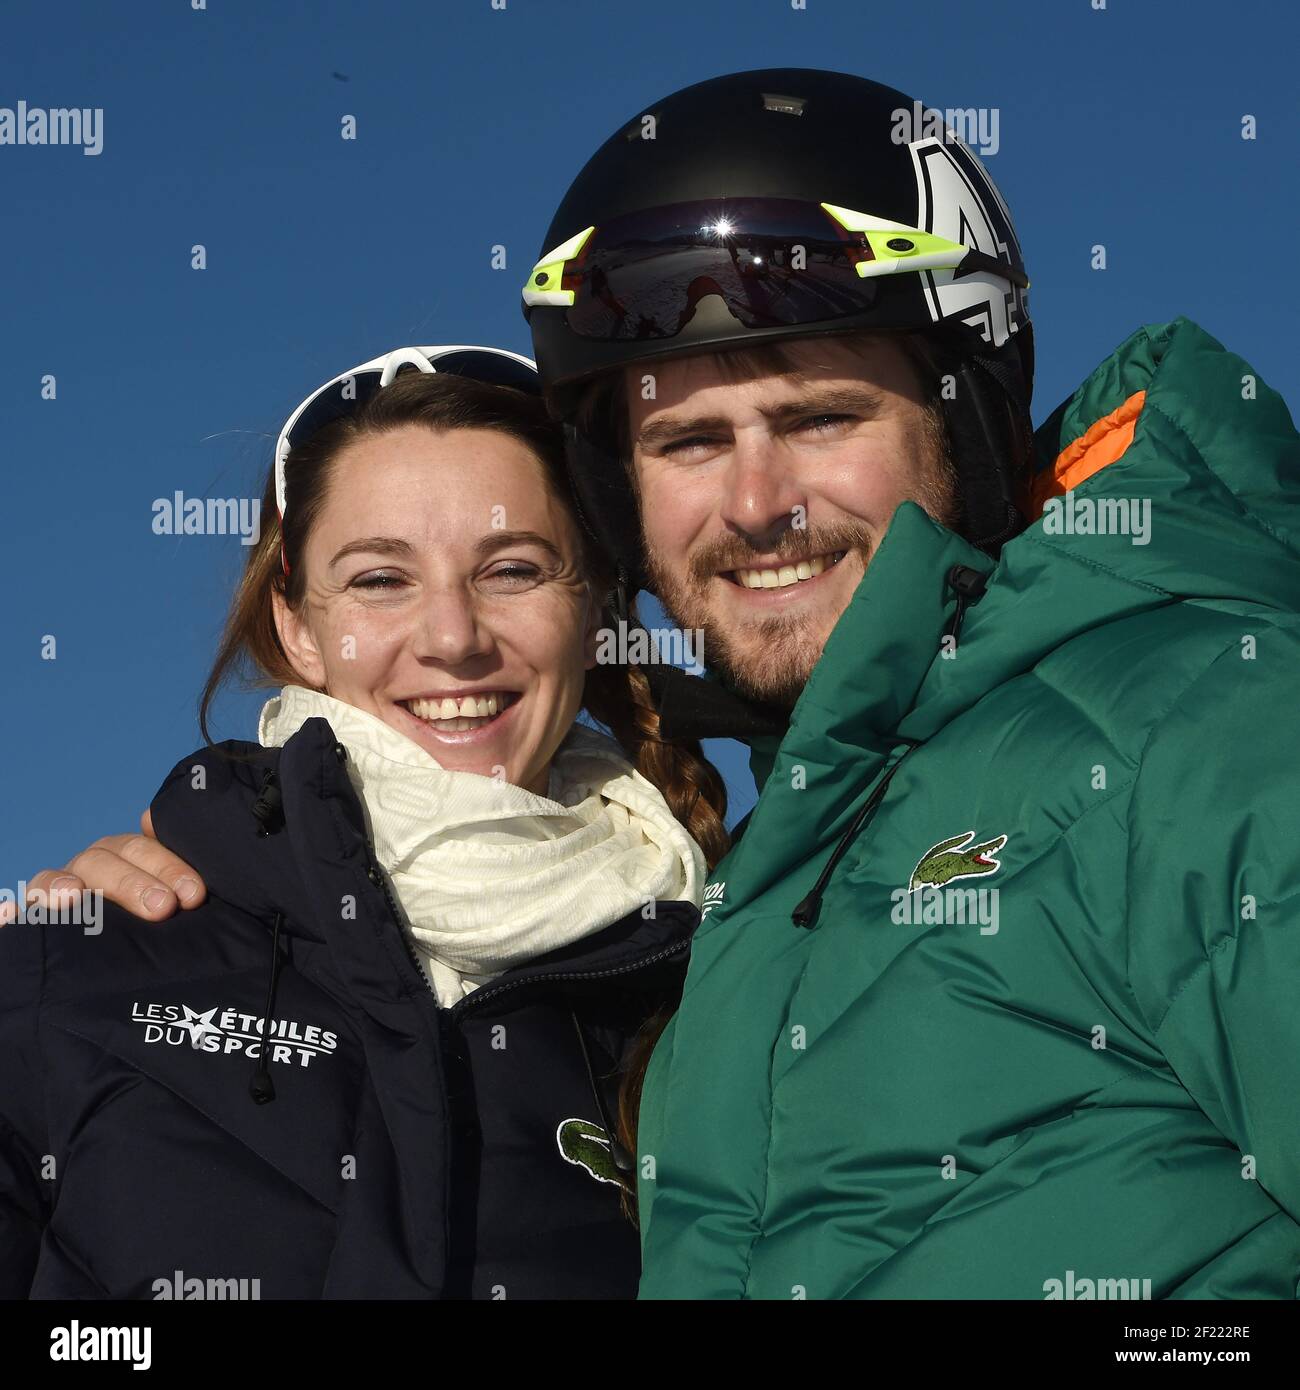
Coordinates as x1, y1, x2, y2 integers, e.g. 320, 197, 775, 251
0, 809, 207, 926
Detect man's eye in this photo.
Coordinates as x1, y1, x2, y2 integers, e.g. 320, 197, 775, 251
799, 413, 854, 433
663, 436, 717, 456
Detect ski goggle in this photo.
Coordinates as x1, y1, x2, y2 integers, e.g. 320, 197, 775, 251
274, 344, 538, 520
523, 198, 1028, 341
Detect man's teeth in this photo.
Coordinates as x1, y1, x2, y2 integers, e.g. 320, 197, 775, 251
405, 693, 511, 730
731, 551, 847, 590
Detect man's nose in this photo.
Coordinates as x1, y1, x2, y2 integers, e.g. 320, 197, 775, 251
411, 587, 495, 666
717, 430, 808, 551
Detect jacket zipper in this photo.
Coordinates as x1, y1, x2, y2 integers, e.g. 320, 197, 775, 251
363, 841, 435, 997
447, 939, 692, 1023
362, 842, 690, 1222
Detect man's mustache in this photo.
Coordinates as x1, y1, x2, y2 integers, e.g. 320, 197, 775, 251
688, 526, 873, 583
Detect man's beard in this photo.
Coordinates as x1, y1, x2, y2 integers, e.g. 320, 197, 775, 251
645, 522, 875, 710
642, 419, 957, 709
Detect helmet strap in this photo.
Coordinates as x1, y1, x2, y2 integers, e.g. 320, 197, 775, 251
611, 564, 630, 625
943, 346, 1033, 555
562, 420, 648, 592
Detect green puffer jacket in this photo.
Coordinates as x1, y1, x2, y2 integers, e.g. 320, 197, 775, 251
637, 317, 1300, 1300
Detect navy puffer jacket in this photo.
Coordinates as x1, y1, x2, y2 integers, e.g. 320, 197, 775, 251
0, 717, 695, 1299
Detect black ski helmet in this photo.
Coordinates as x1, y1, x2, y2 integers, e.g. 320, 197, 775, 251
522, 67, 1035, 590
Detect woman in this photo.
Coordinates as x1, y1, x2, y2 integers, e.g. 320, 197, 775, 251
0, 345, 725, 1300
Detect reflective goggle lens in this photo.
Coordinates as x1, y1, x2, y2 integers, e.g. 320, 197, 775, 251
560, 198, 874, 341
524, 198, 1027, 343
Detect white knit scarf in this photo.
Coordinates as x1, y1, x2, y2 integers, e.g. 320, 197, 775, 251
258, 685, 704, 1007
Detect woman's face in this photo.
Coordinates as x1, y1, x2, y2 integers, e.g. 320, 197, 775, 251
274, 423, 601, 796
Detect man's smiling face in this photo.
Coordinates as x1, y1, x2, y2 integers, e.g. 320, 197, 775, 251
625, 334, 957, 707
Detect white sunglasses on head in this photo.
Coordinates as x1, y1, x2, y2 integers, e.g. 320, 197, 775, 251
273, 343, 539, 521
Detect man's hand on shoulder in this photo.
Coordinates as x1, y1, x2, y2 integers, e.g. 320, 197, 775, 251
0, 809, 207, 927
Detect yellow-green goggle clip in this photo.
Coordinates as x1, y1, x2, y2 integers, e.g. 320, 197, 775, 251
522, 226, 595, 307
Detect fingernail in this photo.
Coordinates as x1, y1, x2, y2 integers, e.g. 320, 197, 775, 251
50, 874, 79, 891
176, 877, 201, 904
143, 887, 170, 913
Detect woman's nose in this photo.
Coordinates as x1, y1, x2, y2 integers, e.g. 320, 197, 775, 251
410, 589, 494, 665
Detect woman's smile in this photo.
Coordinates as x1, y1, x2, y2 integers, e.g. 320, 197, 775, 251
394, 689, 523, 749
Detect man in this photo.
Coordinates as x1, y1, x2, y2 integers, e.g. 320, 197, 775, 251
524, 68, 1300, 1300
26, 69, 1300, 1299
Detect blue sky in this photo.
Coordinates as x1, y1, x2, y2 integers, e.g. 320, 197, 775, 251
2, 0, 1297, 885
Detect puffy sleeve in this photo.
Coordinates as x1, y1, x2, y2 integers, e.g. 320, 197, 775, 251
1127, 632, 1300, 1224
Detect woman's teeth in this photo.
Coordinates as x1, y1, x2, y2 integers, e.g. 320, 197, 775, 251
730, 551, 847, 590
404, 692, 514, 731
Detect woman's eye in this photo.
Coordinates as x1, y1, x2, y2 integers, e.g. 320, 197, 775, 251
484, 563, 542, 586
351, 572, 406, 591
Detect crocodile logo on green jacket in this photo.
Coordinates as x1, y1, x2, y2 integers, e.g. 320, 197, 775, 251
909, 831, 1009, 890
556, 1118, 620, 1185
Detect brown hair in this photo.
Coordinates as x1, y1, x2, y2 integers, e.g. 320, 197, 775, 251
199, 369, 729, 1217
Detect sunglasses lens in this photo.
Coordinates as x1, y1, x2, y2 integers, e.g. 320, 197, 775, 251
286, 370, 384, 453
426, 349, 540, 394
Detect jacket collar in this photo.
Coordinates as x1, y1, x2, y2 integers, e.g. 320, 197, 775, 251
690, 506, 985, 910
149, 718, 699, 988
643, 506, 1006, 787
706, 504, 993, 795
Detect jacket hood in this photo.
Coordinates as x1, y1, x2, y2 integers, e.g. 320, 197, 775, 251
1024, 316, 1300, 611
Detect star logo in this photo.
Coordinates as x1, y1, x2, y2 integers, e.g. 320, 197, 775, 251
178, 1005, 224, 1049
